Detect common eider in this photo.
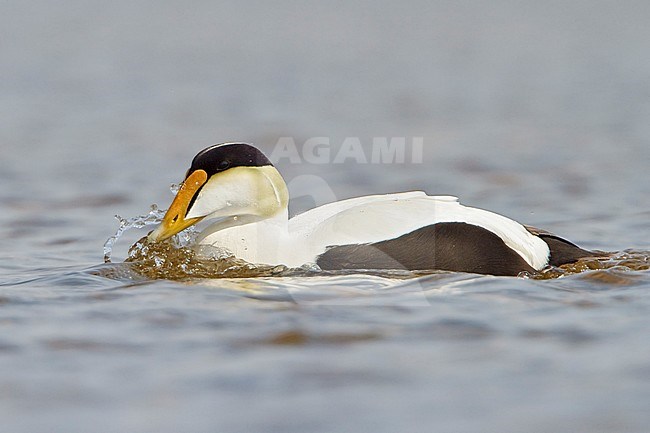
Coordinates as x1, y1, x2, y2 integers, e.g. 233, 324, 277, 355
148, 142, 596, 276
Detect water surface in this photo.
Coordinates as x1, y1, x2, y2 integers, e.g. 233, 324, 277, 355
1, 1, 650, 432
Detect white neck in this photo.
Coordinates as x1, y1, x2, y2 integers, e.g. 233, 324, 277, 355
195, 208, 290, 264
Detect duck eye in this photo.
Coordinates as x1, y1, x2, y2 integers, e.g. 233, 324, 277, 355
218, 160, 231, 170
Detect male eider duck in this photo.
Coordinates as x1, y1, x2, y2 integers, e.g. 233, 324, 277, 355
148, 143, 596, 276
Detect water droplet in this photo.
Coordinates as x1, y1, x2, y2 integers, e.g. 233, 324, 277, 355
103, 204, 176, 262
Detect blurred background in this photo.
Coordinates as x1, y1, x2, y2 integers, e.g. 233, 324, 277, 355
1, 1, 650, 432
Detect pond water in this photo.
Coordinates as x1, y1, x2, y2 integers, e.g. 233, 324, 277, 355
1, 1, 650, 432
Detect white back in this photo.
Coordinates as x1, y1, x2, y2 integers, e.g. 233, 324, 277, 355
284, 193, 549, 269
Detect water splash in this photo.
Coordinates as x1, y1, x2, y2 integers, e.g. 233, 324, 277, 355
103, 184, 200, 263
103, 204, 167, 263
123, 235, 290, 279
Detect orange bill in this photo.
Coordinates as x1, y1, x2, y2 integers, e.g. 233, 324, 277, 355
148, 169, 208, 242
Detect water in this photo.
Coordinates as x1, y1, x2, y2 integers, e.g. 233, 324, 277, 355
2, 1, 650, 432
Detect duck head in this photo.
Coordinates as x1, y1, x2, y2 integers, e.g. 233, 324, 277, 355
148, 143, 288, 242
